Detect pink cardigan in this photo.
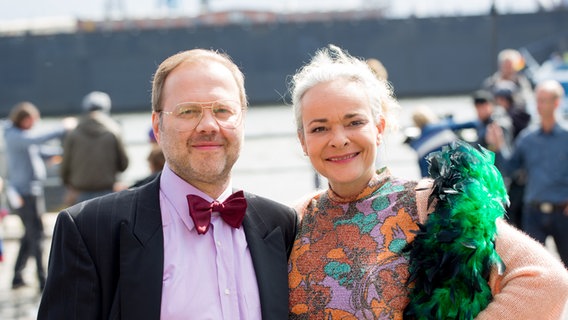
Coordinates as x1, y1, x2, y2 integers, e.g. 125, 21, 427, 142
479, 220, 568, 319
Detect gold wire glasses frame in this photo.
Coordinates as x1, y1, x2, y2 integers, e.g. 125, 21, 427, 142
160, 100, 243, 132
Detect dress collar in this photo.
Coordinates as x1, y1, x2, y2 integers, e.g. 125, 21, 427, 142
326, 167, 391, 204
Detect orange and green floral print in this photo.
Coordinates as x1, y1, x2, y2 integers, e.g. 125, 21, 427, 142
289, 170, 420, 319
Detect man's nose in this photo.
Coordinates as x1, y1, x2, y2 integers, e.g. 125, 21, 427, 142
195, 109, 219, 131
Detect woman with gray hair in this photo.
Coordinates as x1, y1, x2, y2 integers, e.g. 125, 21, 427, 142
287, 45, 568, 319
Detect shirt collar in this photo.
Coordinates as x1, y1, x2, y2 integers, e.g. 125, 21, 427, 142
160, 163, 233, 231
537, 122, 563, 135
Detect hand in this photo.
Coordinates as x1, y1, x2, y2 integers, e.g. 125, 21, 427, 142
49, 155, 63, 165
6, 186, 23, 209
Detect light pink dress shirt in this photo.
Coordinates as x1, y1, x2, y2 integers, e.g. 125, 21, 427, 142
159, 164, 261, 320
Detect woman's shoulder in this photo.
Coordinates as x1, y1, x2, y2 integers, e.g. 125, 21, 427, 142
291, 190, 325, 220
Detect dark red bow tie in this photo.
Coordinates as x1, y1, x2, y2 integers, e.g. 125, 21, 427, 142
187, 190, 247, 235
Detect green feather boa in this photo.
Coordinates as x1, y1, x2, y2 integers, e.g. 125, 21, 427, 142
404, 141, 508, 320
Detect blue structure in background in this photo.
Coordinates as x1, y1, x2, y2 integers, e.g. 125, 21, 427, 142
0, 10, 567, 117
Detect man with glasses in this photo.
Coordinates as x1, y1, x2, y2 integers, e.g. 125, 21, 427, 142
38, 49, 298, 319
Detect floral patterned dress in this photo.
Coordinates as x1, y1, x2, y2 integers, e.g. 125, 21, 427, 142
288, 168, 420, 319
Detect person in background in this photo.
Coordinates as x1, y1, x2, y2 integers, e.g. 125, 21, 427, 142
487, 79, 568, 266
3, 101, 75, 291
482, 48, 533, 111
472, 90, 513, 174
60, 91, 129, 205
407, 105, 476, 177
492, 80, 532, 139
129, 121, 162, 188
130, 144, 165, 188
470, 89, 526, 228
287, 45, 568, 319
491, 82, 531, 230
39, 48, 297, 319
471, 89, 514, 168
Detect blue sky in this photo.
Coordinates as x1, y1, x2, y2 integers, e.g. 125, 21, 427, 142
0, 0, 556, 23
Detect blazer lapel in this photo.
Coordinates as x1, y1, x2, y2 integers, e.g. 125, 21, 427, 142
119, 179, 165, 319
243, 198, 290, 320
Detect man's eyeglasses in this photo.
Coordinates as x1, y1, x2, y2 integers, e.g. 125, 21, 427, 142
160, 100, 243, 132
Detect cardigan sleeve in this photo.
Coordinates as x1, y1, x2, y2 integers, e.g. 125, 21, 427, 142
477, 219, 568, 319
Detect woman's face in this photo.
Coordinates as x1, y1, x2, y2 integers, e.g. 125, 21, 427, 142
298, 78, 384, 197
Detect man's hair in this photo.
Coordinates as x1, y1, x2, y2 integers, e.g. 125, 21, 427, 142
151, 49, 247, 113
536, 79, 565, 100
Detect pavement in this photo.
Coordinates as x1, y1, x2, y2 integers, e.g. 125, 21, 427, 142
1, 98, 566, 319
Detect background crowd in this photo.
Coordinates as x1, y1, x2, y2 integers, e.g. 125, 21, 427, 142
404, 48, 568, 268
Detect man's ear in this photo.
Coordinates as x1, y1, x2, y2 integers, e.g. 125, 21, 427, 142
151, 112, 161, 144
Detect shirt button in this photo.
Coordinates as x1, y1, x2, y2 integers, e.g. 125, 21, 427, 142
224, 289, 230, 295
216, 241, 222, 247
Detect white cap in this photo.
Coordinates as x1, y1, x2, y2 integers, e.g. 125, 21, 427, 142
82, 91, 111, 113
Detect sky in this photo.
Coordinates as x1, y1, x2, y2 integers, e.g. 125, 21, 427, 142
0, 0, 562, 24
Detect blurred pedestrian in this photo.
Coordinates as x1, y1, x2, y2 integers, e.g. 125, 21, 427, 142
407, 105, 476, 177
493, 80, 532, 138
39, 48, 297, 319
492, 82, 531, 229
60, 91, 129, 205
482, 48, 533, 111
471, 89, 527, 228
472, 90, 513, 151
130, 144, 165, 188
488, 79, 568, 266
471, 90, 513, 162
3, 101, 75, 291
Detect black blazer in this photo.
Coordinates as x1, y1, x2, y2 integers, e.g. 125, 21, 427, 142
38, 176, 298, 319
